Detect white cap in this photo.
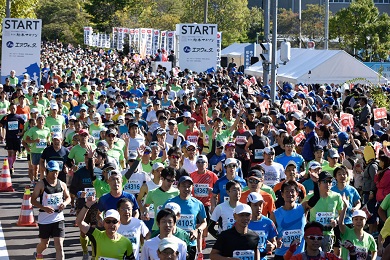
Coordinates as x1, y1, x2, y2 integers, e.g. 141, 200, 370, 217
186, 142, 197, 149
247, 192, 264, 203
104, 209, 120, 221
50, 103, 58, 110
196, 155, 208, 163
234, 204, 252, 215
30, 108, 39, 114
165, 202, 181, 215
152, 162, 164, 171
308, 161, 322, 169
352, 210, 367, 219
158, 237, 179, 252
52, 133, 62, 140
225, 158, 237, 166
183, 111, 191, 118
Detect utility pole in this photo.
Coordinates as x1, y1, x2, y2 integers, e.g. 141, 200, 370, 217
299, 0, 302, 48
270, 0, 278, 102
204, 0, 208, 23
324, 0, 329, 49
263, 0, 270, 86
6, 0, 10, 18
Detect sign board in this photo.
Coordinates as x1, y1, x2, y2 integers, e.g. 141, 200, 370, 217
374, 107, 387, 120
1, 19, 42, 85
177, 23, 218, 73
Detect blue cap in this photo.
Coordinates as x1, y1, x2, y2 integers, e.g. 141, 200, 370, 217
304, 120, 316, 129
47, 160, 60, 171
309, 92, 316, 98
178, 176, 193, 185
298, 93, 306, 99
181, 140, 190, 148
326, 86, 332, 91
338, 132, 349, 142
263, 85, 270, 90
228, 100, 236, 108
375, 130, 384, 137
325, 90, 332, 96
263, 94, 270, 100
326, 97, 335, 105
278, 115, 286, 121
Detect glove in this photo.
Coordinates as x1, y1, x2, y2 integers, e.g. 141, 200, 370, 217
288, 239, 300, 253
342, 240, 356, 255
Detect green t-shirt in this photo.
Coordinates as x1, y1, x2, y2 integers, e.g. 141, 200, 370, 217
89, 228, 133, 259
261, 185, 277, 201
38, 97, 50, 109
177, 122, 189, 136
322, 161, 341, 176
65, 130, 76, 145
80, 85, 90, 94
303, 191, 343, 235
45, 115, 65, 134
114, 138, 126, 152
89, 124, 106, 142
341, 226, 376, 260
30, 103, 45, 116
88, 98, 98, 106
145, 187, 180, 230
171, 84, 181, 92
25, 94, 34, 104
380, 194, 390, 218
61, 105, 69, 116
107, 148, 125, 167
26, 126, 51, 154
68, 144, 97, 166
0, 100, 10, 120
142, 162, 153, 174
206, 128, 233, 151
93, 175, 128, 198
222, 117, 235, 128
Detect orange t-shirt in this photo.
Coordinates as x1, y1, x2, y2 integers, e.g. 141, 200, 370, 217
240, 189, 275, 216
273, 181, 307, 198
16, 105, 30, 121
190, 170, 219, 206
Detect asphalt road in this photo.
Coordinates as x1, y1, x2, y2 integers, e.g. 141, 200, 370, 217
0, 145, 215, 259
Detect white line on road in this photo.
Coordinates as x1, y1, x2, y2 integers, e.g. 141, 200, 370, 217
0, 221, 9, 260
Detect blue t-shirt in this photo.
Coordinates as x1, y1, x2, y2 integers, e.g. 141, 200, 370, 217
274, 204, 306, 256
164, 196, 207, 247
208, 153, 226, 172
331, 185, 360, 224
98, 191, 139, 212
274, 152, 305, 170
302, 179, 314, 194
213, 175, 247, 204
248, 216, 278, 259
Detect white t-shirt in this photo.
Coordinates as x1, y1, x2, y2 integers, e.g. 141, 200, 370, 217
117, 218, 149, 260
128, 136, 145, 153
124, 171, 151, 195
260, 162, 286, 187
182, 157, 197, 174
141, 235, 187, 260
210, 201, 242, 232
146, 110, 157, 123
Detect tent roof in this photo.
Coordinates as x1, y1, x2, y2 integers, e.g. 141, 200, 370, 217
244, 48, 388, 84
221, 43, 253, 57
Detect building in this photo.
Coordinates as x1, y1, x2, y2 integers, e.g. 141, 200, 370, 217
248, 0, 390, 15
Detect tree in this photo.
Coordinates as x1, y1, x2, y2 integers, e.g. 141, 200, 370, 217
0, 0, 38, 34
330, 0, 390, 61
246, 7, 264, 43
36, 0, 91, 44
278, 8, 298, 36
301, 4, 328, 40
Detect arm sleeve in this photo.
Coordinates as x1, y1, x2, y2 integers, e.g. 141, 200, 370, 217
87, 158, 96, 181
208, 220, 219, 239
307, 181, 320, 208
124, 160, 140, 179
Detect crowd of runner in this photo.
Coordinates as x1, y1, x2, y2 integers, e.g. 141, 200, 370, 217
1, 41, 390, 260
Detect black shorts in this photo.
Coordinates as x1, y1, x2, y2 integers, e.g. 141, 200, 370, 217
38, 220, 65, 239
5, 138, 21, 152
204, 205, 211, 224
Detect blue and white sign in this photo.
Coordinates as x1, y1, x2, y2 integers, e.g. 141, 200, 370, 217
244, 43, 255, 69
177, 23, 218, 73
1, 19, 42, 85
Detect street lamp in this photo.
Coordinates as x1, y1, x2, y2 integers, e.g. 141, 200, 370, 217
366, 35, 371, 62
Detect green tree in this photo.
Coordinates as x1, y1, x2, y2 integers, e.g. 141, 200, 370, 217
330, 0, 390, 61
301, 4, 328, 40
246, 7, 264, 43
278, 8, 298, 35
36, 0, 91, 44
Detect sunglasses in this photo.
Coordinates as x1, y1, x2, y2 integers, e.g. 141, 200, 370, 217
217, 147, 224, 149
226, 164, 237, 168
196, 161, 206, 164
128, 159, 135, 163
104, 219, 119, 224
322, 180, 333, 184
248, 178, 260, 184
170, 154, 180, 159
164, 178, 175, 183
187, 148, 196, 151
144, 151, 151, 155
306, 235, 324, 241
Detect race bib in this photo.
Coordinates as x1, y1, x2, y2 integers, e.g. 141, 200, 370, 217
235, 136, 247, 145
8, 121, 18, 131
78, 162, 86, 169
45, 192, 63, 210
200, 124, 206, 132
254, 149, 264, 160
92, 130, 101, 139
148, 204, 155, 218
51, 125, 61, 133
124, 180, 142, 194
254, 230, 267, 249
194, 183, 209, 197
187, 135, 198, 143
176, 214, 194, 231
282, 229, 302, 247
355, 246, 368, 260
233, 250, 254, 260
315, 212, 334, 226
36, 139, 47, 149
98, 257, 117, 260
84, 188, 95, 202
123, 232, 137, 245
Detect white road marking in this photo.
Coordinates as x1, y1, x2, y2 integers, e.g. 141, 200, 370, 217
0, 221, 9, 260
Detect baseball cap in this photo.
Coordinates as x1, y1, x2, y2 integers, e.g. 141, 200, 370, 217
30, 108, 39, 114
247, 170, 263, 179
79, 129, 89, 136
80, 105, 88, 111
178, 176, 193, 185
165, 202, 181, 215
352, 210, 367, 219
150, 141, 159, 148
328, 148, 340, 158
247, 192, 264, 203
186, 142, 197, 149
47, 160, 60, 171
168, 120, 177, 125
106, 128, 116, 136
128, 151, 137, 160
286, 160, 297, 168
263, 147, 275, 155
183, 111, 191, 118
104, 209, 120, 221
152, 162, 164, 171
52, 133, 62, 140
50, 103, 58, 110
97, 140, 109, 149
134, 108, 142, 114
318, 171, 333, 181
158, 237, 179, 252
105, 108, 114, 114
314, 145, 323, 152
234, 204, 252, 215
157, 128, 166, 135
225, 158, 238, 166
128, 122, 138, 128
102, 162, 116, 171
308, 161, 322, 169
196, 155, 208, 163
215, 140, 224, 148
304, 120, 316, 129
107, 169, 122, 179
225, 142, 236, 149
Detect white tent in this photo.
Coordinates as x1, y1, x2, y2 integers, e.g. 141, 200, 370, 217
244, 48, 388, 84
221, 43, 258, 68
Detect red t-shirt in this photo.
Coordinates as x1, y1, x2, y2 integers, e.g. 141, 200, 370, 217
190, 170, 219, 206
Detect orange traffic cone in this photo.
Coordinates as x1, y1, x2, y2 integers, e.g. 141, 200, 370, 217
0, 158, 14, 192
16, 186, 37, 227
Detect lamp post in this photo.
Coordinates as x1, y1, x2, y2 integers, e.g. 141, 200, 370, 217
204, 0, 208, 23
